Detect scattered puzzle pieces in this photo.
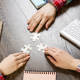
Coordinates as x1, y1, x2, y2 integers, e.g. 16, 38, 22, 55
31, 33, 40, 41
21, 44, 32, 53
36, 43, 47, 52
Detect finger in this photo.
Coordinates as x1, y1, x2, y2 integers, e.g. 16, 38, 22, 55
27, 12, 38, 24
44, 47, 58, 51
18, 62, 26, 69
47, 56, 57, 65
13, 53, 24, 57
17, 56, 30, 64
48, 47, 58, 52
30, 16, 42, 32
35, 17, 48, 33
16, 53, 30, 60
44, 50, 55, 57
28, 15, 39, 29
45, 17, 54, 29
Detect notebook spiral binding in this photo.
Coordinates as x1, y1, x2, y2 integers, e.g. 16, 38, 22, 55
25, 70, 56, 75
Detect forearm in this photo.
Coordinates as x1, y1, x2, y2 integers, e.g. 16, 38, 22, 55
45, 0, 72, 11
70, 59, 80, 71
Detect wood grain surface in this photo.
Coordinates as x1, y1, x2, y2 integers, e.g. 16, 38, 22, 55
0, 0, 80, 80
0, 21, 2, 37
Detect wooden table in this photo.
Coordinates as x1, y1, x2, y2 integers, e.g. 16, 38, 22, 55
0, 0, 80, 80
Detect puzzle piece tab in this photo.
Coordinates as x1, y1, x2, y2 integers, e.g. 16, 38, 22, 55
21, 44, 32, 53
36, 43, 47, 52
31, 33, 40, 41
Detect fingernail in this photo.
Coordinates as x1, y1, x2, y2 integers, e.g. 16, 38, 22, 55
35, 30, 38, 33
46, 27, 48, 29
27, 21, 30, 23
28, 26, 30, 29
26, 53, 30, 55
46, 26, 48, 29
30, 29, 33, 32
27, 56, 30, 59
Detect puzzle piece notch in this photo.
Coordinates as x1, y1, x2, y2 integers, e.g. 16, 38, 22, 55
21, 44, 32, 53
21, 48, 29, 53
36, 43, 47, 52
31, 33, 41, 41
24, 44, 32, 50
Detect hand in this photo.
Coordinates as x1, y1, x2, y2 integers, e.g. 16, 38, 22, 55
44, 47, 80, 71
27, 3, 56, 33
0, 53, 30, 76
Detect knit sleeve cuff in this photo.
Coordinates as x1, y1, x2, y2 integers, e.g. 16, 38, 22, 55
45, 0, 68, 11
0, 73, 5, 80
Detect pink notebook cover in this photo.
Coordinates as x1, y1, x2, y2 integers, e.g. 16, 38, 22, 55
23, 71, 56, 80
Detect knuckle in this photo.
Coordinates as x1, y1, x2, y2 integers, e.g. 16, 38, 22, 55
40, 23, 43, 26
35, 20, 38, 23
13, 57, 17, 62
22, 54, 25, 59
55, 53, 59, 57
23, 58, 25, 62
41, 12, 44, 16
44, 13, 48, 18
59, 50, 63, 54
33, 18, 35, 21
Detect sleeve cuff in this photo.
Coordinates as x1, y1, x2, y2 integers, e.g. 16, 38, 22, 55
0, 73, 5, 80
45, 0, 68, 11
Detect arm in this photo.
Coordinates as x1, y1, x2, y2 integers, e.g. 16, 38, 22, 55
0, 53, 30, 79
27, 0, 72, 33
44, 47, 80, 71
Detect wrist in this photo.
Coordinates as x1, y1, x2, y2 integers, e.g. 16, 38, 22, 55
48, 3, 56, 13
70, 59, 80, 71
0, 64, 4, 76
48, 2, 56, 11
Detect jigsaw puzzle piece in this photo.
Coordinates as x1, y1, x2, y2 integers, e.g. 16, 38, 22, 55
21, 48, 29, 53
31, 33, 41, 41
21, 44, 32, 53
24, 44, 32, 50
36, 43, 47, 52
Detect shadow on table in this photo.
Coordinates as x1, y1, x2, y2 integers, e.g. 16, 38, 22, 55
5, 65, 26, 80
45, 54, 80, 80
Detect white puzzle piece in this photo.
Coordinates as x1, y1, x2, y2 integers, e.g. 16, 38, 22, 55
21, 44, 32, 53
31, 33, 40, 41
36, 43, 47, 52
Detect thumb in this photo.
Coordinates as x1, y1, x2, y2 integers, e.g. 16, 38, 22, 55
45, 17, 54, 29
47, 56, 57, 66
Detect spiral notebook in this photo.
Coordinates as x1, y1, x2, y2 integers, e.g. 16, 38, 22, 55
23, 71, 56, 80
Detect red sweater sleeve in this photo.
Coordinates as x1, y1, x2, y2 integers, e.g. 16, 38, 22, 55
45, 0, 72, 11
0, 73, 5, 80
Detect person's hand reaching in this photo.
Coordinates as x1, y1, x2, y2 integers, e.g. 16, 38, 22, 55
44, 47, 80, 71
27, 3, 56, 33
0, 53, 30, 76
